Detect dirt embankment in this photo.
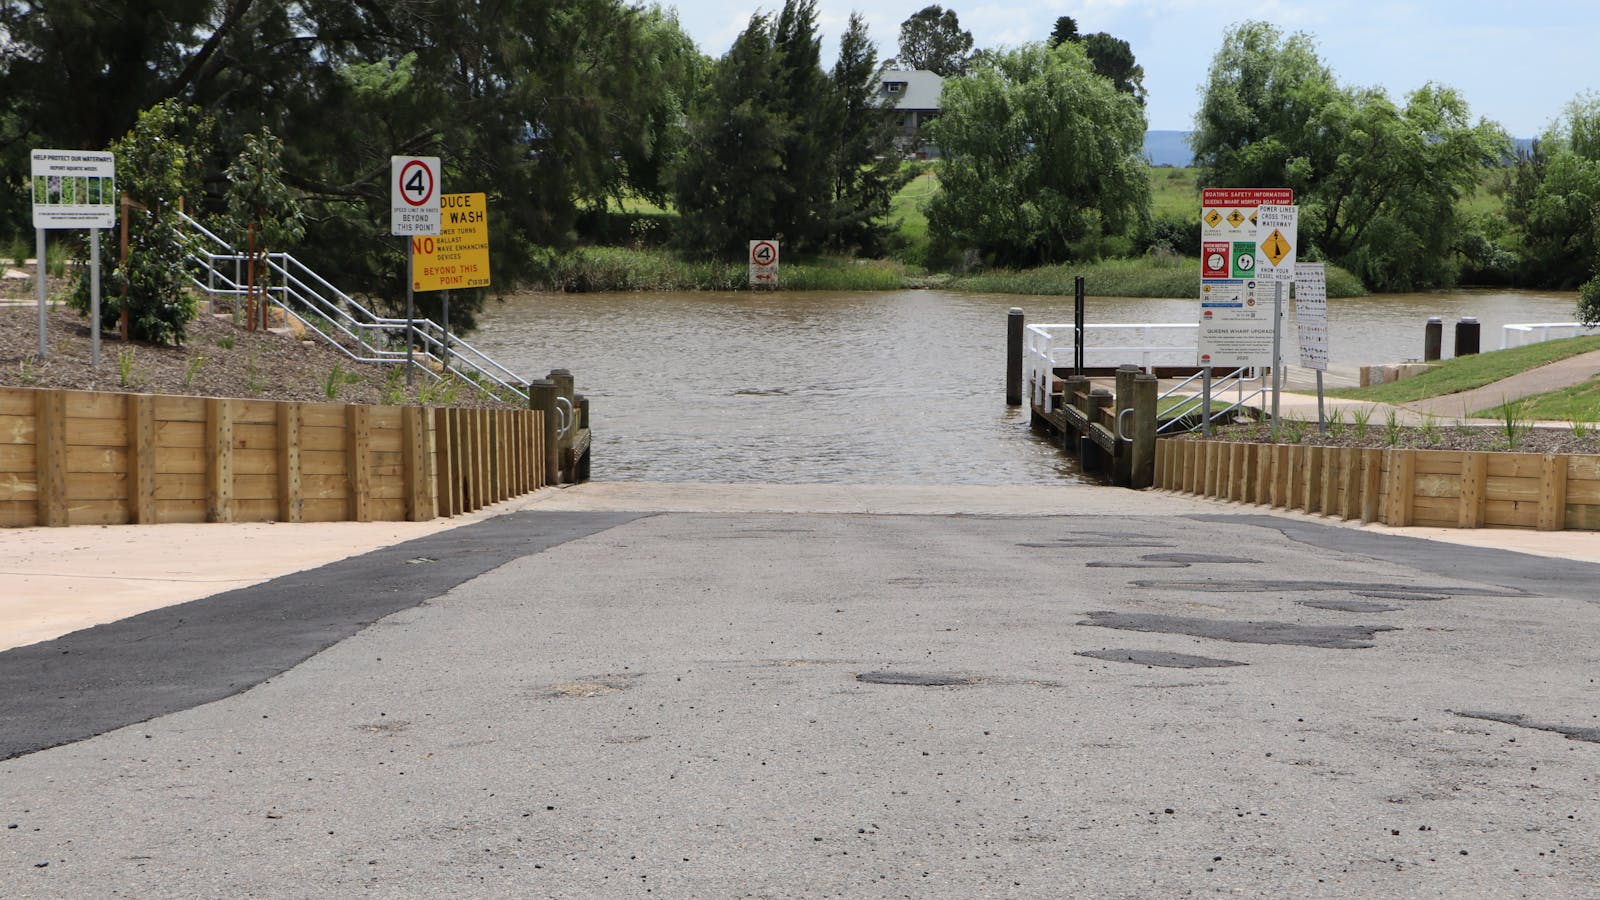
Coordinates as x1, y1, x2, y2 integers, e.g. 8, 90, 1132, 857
1, 265, 515, 407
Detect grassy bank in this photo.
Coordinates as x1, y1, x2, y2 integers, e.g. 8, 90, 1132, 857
524, 247, 908, 292
946, 255, 1367, 299
1326, 333, 1600, 405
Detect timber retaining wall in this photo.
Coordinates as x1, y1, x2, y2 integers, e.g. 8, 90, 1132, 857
0, 386, 544, 527
1156, 438, 1600, 531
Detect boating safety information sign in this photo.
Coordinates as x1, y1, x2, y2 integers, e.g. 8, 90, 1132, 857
1197, 187, 1292, 367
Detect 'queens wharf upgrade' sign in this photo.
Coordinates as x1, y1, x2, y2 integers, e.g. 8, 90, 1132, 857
1197, 187, 1292, 367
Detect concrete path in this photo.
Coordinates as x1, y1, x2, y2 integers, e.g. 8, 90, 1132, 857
3, 482, 1599, 896
1398, 348, 1600, 420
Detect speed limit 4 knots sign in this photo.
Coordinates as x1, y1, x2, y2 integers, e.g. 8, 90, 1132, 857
391, 156, 441, 236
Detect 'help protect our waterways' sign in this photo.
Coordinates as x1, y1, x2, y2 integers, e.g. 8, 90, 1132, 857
31, 149, 116, 229
1198, 188, 1291, 367
412, 193, 491, 292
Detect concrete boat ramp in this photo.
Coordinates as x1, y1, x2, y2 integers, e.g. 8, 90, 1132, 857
2, 482, 1599, 896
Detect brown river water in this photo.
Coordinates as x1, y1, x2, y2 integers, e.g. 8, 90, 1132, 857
469, 288, 1581, 484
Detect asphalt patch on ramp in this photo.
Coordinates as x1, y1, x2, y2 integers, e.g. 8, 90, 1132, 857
1454, 711, 1600, 744
1079, 611, 1397, 649
1076, 649, 1247, 669
0, 510, 645, 761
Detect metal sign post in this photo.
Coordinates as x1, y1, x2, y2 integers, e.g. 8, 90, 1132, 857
406, 242, 415, 386
390, 156, 441, 389
1271, 281, 1283, 441
35, 229, 46, 359
442, 290, 451, 375
89, 228, 100, 367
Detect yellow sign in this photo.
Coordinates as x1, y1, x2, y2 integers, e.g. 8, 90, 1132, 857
1225, 209, 1246, 229
412, 192, 490, 292
1203, 209, 1222, 228
1260, 229, 1291, 266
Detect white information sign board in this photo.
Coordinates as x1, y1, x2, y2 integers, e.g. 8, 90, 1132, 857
749, 240, 779, 286
31, 149, 116, 229
390, 156, 441, 236
1254, 204, 1298, 285
1197, 188, 1292, 367
1294, 262, 1329, 371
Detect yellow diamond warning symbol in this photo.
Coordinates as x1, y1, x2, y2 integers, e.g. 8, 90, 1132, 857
1261, 229, 1291, 266
1249, 210, 1258, 226
1204, 209, 1222, 228
1226, 209, 1246, 228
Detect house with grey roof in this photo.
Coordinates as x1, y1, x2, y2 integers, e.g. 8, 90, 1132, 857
876, 69, 944, 159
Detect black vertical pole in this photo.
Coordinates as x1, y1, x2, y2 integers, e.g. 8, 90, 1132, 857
1006, 307, 1024, 406
1073, 275, 1086, 376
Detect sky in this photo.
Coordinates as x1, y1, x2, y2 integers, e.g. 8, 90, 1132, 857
664, 0, 1600, 137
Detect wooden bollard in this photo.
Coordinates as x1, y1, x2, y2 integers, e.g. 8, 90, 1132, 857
1112, 365, 1139, 486
528, 378, 559, 487
549, 368, 576, 483
1129, 372, 1158, 489
1081, 387, 1112, 473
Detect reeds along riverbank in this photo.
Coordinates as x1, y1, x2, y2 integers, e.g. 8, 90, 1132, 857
519, 245, 1368, 297
949, 255, 1368, 299
522, 247, 907, 293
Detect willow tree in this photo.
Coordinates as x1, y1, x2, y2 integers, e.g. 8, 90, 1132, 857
925, 40, 1150, 266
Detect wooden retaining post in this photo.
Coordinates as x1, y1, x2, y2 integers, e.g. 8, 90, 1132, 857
127, 394, 157, 524
1458, 451, 1488, 528
206, 398, 235, 523
1385, 449, 1415, 526
277, 402, 303, 523
528, 379, 559, 487
1360, 449, 1382, 523
1538, 454, 1568, 531
346, 404, 371, 522
34, 390, 68, 527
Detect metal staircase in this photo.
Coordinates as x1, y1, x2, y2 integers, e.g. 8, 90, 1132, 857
178, 211, 529, 403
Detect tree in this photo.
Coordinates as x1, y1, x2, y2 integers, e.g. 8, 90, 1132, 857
1192, 21, 1506, 291
924, 41, 1150, 266
897, 5, 973, 76
672, 14, 787, 255
1048, 17, 1079, 47
1045, 20, 1144, 104
825, 13, 902, 255
224, 127, 304, 329
69, 100, 214, 345
1081, 33, 1145, 105
1508, 95, 1600, 293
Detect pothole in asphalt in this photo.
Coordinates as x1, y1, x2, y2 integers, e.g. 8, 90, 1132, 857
1454, 711, 1600, 744
1297, 599, 1403, 613
856, 672, 978, 687
1079, 611, 1398, 649
543, 676, 639, 699
1076, 649, 1247, 668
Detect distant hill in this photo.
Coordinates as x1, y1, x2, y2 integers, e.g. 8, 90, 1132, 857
1144, 131, 1536, 168
1143, 131, 1193, 167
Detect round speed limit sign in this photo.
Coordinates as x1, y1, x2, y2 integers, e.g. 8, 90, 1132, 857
390, 156, 441, 236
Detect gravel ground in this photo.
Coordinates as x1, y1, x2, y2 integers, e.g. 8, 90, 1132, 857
1, 270, 515, 408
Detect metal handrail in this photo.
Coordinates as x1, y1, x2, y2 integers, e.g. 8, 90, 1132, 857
178, 211, 529, 403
